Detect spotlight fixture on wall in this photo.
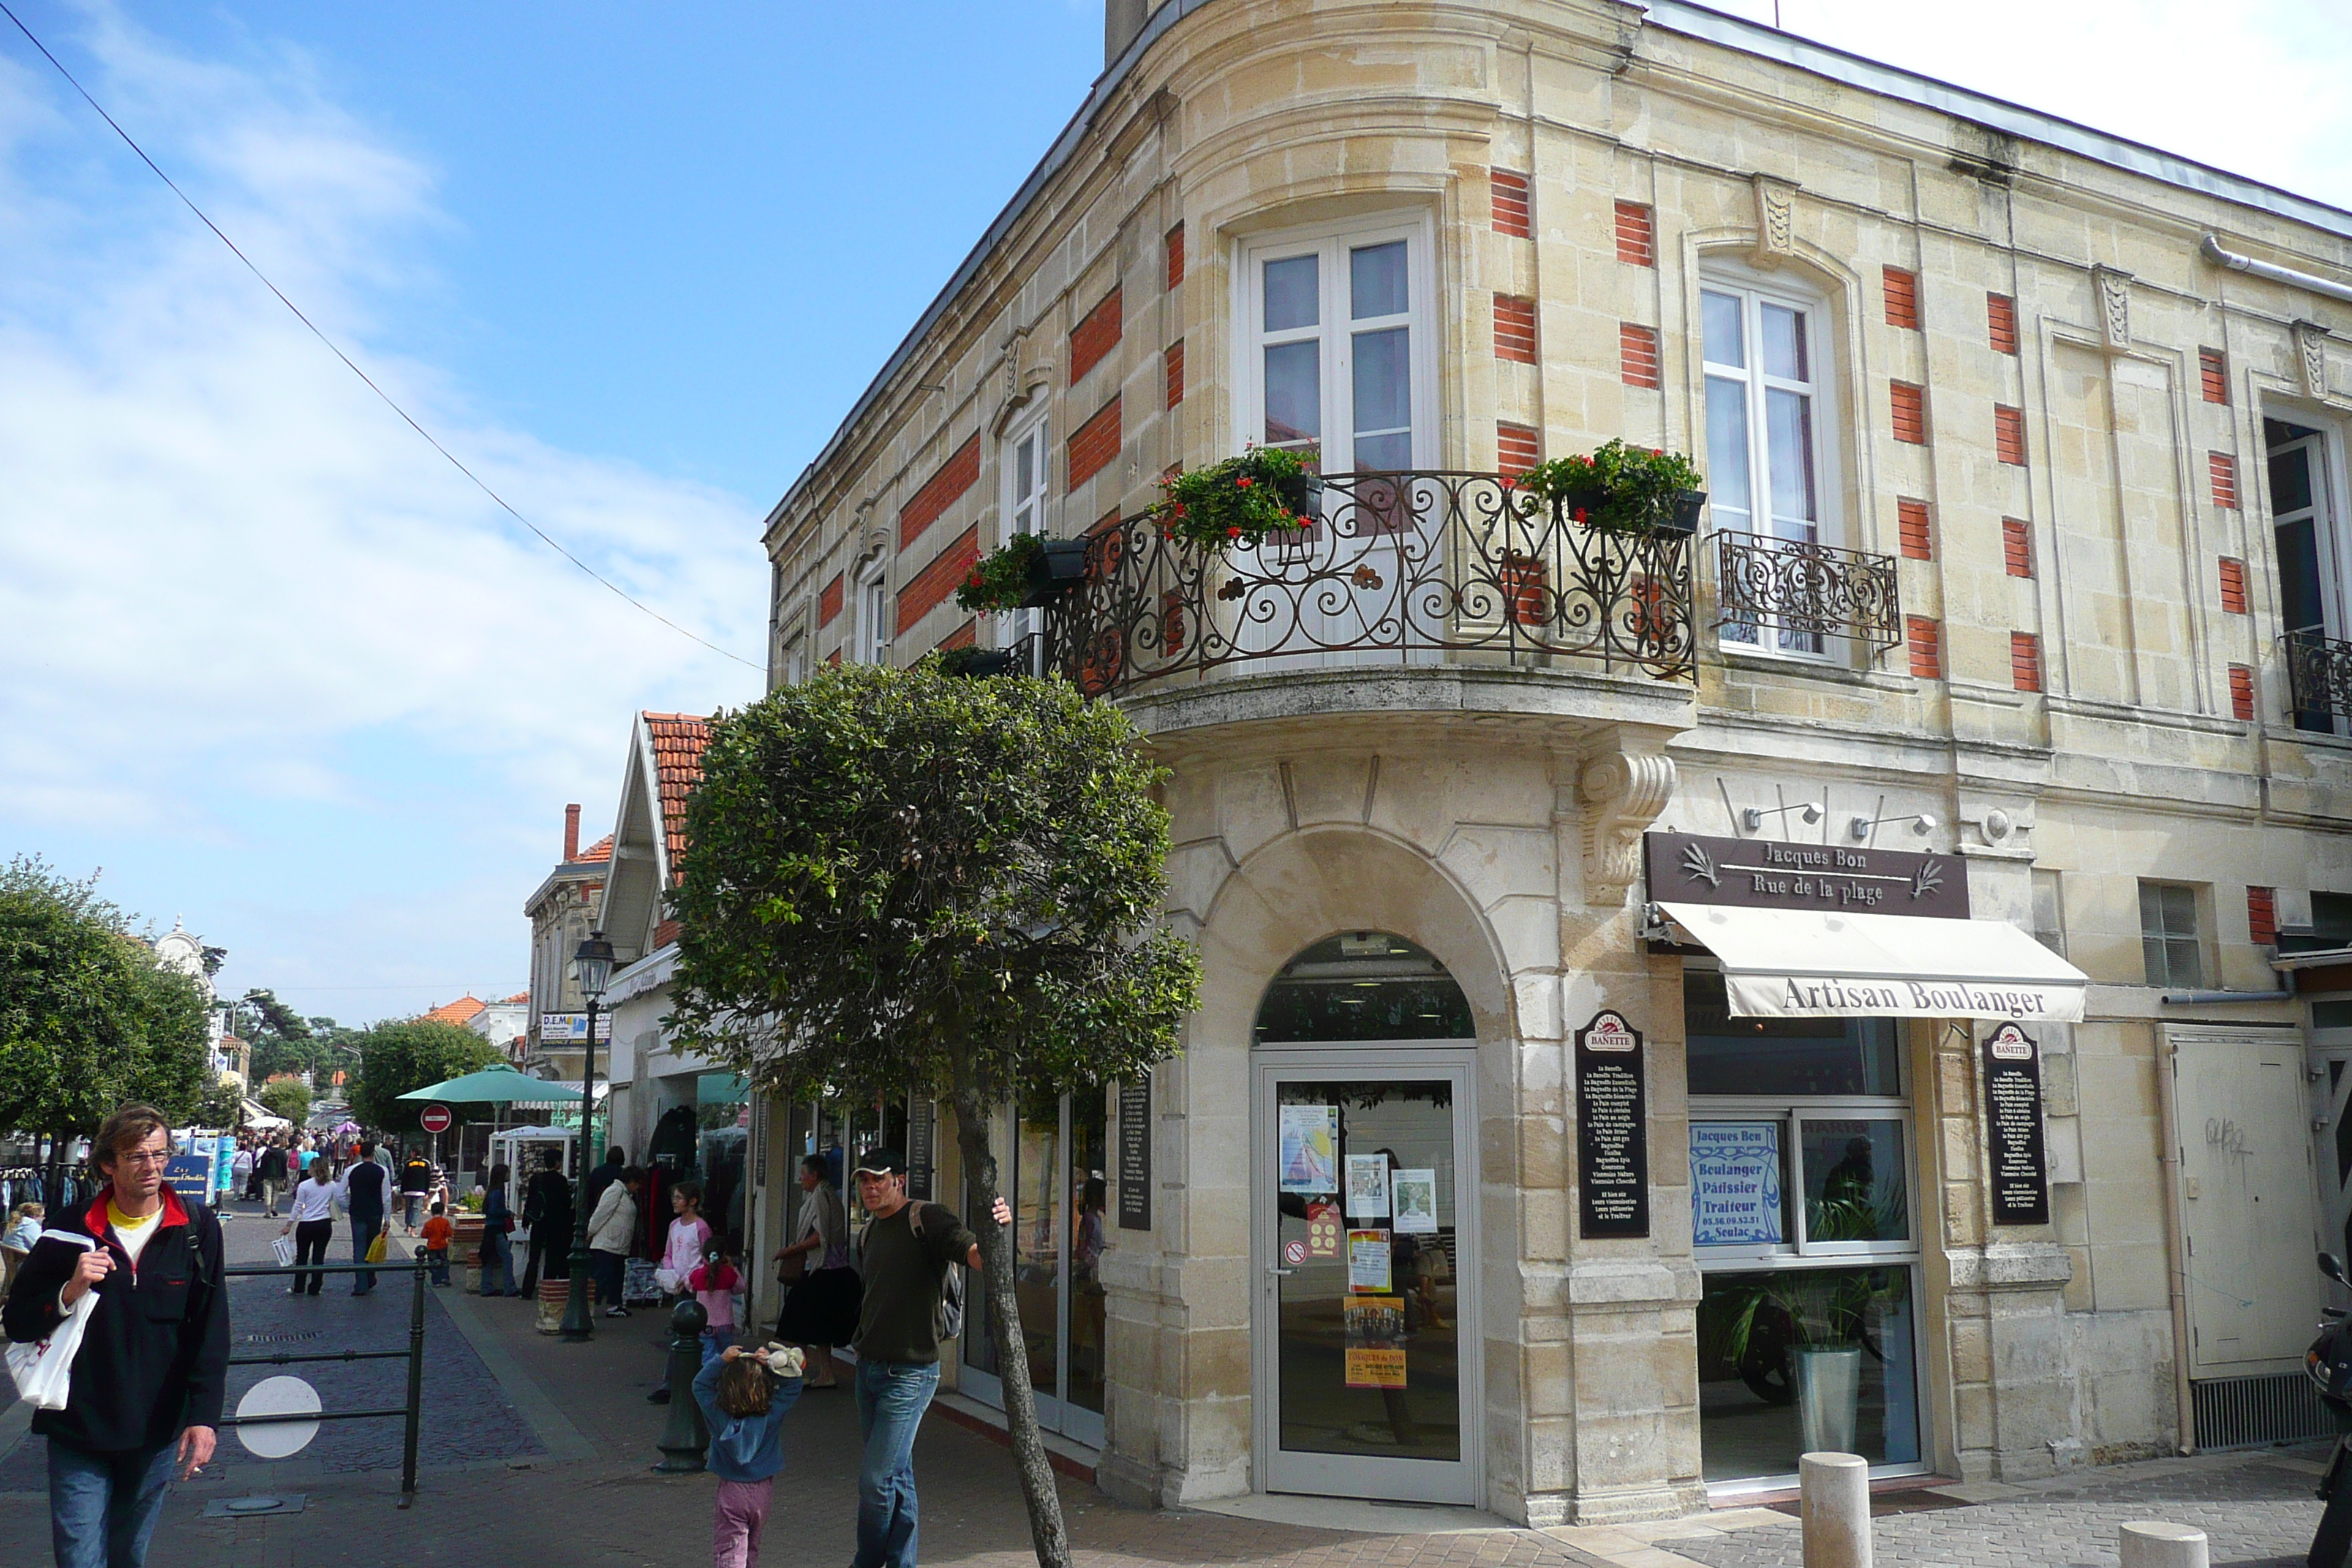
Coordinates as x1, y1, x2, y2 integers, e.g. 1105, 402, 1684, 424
1740, 801, 1823, 832
1850, 812, 1938, 842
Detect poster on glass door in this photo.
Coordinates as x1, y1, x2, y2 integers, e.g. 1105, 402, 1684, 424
1278, 1105, 1338, 1195
1691, 1121, 1784, 1245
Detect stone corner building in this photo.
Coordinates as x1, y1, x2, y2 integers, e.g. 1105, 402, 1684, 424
750, 0, 2352, 1526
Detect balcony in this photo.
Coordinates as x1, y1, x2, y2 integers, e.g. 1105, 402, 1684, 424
2285, 631, 2352, 722
1041, 471, 1697, 701
1714, 531, 1902, 654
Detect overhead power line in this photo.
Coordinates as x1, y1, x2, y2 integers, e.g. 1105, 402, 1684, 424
0, 1, 761, 671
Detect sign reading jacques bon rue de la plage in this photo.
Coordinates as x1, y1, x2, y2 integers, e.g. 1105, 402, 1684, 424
1643, 831, 1970, 919
1981, 1023, 2051, 1226
1575, 1010, 1649, 1239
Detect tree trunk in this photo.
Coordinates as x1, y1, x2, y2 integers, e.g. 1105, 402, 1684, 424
949, 1066, 1074, 1568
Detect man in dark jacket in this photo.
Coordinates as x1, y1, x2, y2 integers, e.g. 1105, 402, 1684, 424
256, 1139, 289, 1218
344, 1137, 391, 1295
518, 1151, 573, 1292
4, 1103, 230, 1568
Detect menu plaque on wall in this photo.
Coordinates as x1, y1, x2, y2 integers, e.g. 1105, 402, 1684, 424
1981, 1022, 2051, 1226
905, 1097, 935, 1202
1117, 1074, 1153, 1232
1575, 1009, 1651, 1239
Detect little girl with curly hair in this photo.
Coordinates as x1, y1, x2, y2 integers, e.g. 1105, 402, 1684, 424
691, 1341, 805, 1567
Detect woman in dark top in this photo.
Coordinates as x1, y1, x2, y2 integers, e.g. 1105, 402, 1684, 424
479, 1164, 518, 1296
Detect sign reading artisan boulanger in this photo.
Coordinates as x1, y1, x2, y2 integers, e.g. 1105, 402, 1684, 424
1643, 831, 1970, 919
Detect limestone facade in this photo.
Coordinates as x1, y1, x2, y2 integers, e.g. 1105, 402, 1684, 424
758, 0, 2352, 1526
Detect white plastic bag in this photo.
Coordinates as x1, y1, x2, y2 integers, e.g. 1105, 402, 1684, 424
7, 1243, 99, 1411
271, 1235, 295, 1269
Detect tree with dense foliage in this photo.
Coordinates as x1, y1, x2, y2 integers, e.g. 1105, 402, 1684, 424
257, 1077, 312, 1127
0, 857, 213, 1140
347, 1019, 500, 1134
670, 663, 1200, 1568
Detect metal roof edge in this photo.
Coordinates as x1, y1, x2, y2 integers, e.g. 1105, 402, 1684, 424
1640, 1, 2352, 244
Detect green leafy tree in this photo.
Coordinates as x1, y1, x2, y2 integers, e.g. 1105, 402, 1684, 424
0, 856, 213, 1140
670, 664, 1200, 1568
347, 1019, 500, 1134
257, 1077, 313, 1127
192, 1074, 244, 1131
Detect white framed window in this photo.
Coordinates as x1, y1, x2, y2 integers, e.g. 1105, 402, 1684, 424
1237, 215, 1435, 474
780, 633, 808, 687
2140, 881, 2206, 989
856, 568, 889, 666
1001, 408, 1049, 652
1702, 268, 1841, 656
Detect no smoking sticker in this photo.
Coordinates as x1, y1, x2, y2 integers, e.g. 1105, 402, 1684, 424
1282, 1239, 1307, 1266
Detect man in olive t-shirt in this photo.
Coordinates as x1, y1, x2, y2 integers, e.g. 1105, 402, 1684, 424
849, 1147, 1010, 1568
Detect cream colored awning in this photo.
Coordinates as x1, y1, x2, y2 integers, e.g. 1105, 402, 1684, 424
1656, 901, 2089, 1023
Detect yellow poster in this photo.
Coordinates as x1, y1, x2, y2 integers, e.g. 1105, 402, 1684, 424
1345, 1346, 1408, 1389
1343, 1295, 1406, 1388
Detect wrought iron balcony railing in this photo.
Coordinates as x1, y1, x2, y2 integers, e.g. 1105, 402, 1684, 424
1040, 471, 1697, 699
2284, 630, 2352, 720
1714, 531, 1903, 653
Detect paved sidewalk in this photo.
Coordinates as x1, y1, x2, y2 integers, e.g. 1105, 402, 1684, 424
0, 1199, 2332, 1567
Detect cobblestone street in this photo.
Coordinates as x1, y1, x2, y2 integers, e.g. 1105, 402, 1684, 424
0, 1202, 2336, 1568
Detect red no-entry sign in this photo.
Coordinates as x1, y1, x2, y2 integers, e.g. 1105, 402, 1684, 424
419, 1104, 453, 1135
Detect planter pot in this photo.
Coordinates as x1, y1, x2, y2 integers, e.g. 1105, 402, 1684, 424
940, 647, 1019, 679
1497, 551, 1550, 627
535, 1277, 570, 1335
1789, 1343, 1864, 1455
1664, 489, 1707, 534
1017, 539, 1091, 607
1537, 481, 1609, 521
1275, 472, 1323, 516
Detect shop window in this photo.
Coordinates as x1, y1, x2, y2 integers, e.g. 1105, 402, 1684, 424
1255, 932, 1473, 1044
1240, 217, 1433, 473
1683, 970, 1899, 1098
2139, 881, 2205, 988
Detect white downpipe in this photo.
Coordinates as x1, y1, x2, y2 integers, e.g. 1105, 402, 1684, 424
2201, 235, 2352, 307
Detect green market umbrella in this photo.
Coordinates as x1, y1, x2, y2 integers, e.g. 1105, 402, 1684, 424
397, 1066, 584, 1109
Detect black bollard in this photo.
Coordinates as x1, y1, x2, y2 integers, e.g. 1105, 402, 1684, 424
652, 1297, 709, 1474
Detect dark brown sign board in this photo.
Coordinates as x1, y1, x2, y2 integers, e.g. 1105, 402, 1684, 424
1118, 1075, 1152, 1232
1982, 1022, 2051, 1226
1643, 831, 1970, 919
1576, 1009, 1650, 1239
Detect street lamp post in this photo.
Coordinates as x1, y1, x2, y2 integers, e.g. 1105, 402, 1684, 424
559, 930, 614, 1343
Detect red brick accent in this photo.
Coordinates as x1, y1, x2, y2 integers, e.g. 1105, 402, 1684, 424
1995, 405, 2027, 466
1165, 222, 1185, 290
1620, 323, 1661, 389
1067, 396, 1122, 489
1490, 169, 1531, 238
1496, 421, 1542, 480
2209, 451, 2239, 510
1906, 615, 1942, 679
652, 919, 681, 949
1164, 339, 1185, 409
897, 524, 980, 630
819, 573, 844, 627
2200, 347, 2228, 405
2248, 885, 2278, 945
1883, 266, 1920, 329
2002, 518, 2034, 578
1891, 382, 1926, 444
2010, 632, 2043, 693
1614, 200, 1654, 266
1069, 287, 1123, 385
1897, 498, 1932, 561
898, 434, 981, 551
824, 649, 842, 666
1494, 295, 1537, 363
2229, 663, 2256, 720
1987, 292, 2019, 355
2219, 556, 2249, 614
938, 619, 976, 652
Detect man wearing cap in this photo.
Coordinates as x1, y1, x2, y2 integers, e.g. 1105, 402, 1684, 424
849, 1146, 1011, 1568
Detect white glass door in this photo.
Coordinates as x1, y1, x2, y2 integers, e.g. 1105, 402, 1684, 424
1252, 1048, 1478, 1504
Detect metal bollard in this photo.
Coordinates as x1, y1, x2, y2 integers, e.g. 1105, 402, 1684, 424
1800, 1452, 1872, 1568
2119, 1523, 2208, 1568
652, 1297, 710, 1474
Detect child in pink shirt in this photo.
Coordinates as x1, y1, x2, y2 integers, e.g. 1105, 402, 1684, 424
688, 1243, 741, 1368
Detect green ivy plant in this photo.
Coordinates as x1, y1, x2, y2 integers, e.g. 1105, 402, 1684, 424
1513, 439, 1704, 530
955, 532, 1044, 614
1153, 445, 1317, 550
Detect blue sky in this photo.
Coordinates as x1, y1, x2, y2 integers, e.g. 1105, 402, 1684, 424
0, 0, 2345, 1026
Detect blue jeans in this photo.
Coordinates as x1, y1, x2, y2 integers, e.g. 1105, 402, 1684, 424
700, 1325, 734, 1368
852, 1358, 941, 1568
478, 1229, 516, 1294
48, 1438, 173, 1568
350, 1214, 382, 1293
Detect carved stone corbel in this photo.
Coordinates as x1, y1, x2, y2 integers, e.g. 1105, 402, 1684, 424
2296, 320, 2334, 402
2092, 266, 2133, 353
1580, 750, 1678, 906
1749, 175, 1795, 269
990, 325, 1058, 436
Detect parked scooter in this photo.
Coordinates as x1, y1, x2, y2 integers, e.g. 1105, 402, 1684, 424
2306, 1254, 2352, 1568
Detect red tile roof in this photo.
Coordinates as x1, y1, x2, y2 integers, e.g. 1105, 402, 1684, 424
576, 835, 613, 864
423, 995, 486, 1026
643, 712, 712, 883
503, 992, 529, 1004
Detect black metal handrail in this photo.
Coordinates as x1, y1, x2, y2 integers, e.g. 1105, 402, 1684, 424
1714, 530, 1902, 652
1041, 470, 1697, 698
2284, 630, 2352, 719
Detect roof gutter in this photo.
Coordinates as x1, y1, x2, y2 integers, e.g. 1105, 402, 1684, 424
2200, 235, 2352, 307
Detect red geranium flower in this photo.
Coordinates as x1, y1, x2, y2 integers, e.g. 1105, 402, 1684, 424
1235, 476, 1254, 489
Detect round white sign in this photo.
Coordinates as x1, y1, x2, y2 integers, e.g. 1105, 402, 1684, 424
233, 1374, 322, 1459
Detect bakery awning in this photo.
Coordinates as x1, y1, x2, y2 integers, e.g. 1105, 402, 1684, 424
1655, 901, 2090, 1022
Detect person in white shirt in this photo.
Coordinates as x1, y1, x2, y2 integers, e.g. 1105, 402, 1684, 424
279, 1159, 343, 1296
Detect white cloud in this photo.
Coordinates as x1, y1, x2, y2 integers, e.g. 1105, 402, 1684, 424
0, 7, 764, 1018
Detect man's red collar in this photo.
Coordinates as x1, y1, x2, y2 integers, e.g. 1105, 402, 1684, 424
83, 1183, 189, 1239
